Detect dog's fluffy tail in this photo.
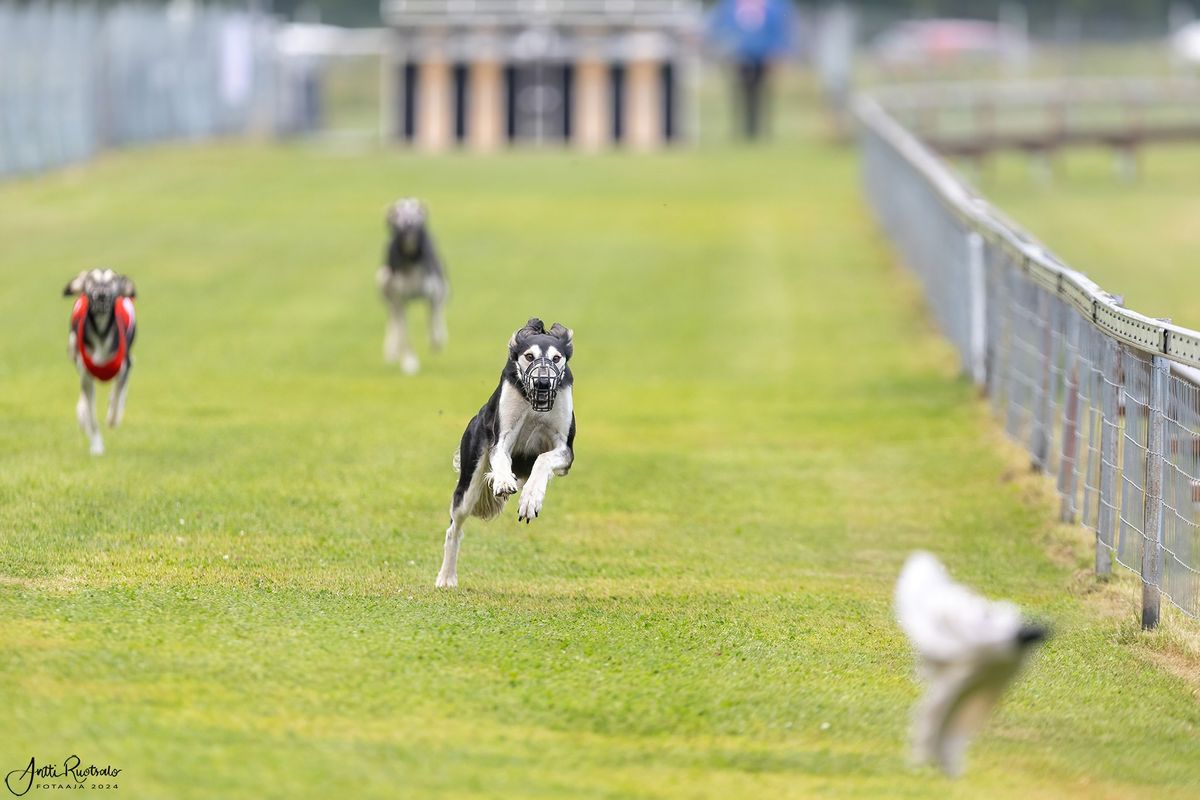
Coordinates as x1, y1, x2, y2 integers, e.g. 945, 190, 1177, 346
452, 450, 461, 474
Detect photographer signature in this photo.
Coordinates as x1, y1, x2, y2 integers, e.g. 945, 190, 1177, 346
5, 756, 121, 796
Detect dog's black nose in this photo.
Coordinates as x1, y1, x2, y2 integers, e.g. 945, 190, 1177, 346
1017, 624, 1049, 647
535, 378, 552, 390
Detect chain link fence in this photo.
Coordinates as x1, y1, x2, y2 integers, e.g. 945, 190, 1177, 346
857, 90, 1200, 626
0, 2, 278, 181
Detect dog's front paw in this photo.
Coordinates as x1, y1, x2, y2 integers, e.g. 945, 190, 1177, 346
401, 354, 420, 375
435, 571, 458, 589
517, 484, 545, 523
490, 472, 518, 498
106, 408, 123, 428
89, 439, 105, 456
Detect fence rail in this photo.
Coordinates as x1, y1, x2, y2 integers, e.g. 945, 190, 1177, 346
382, 0, 701, 27
872, 78, 1200, 162
855, 87, 1200, 626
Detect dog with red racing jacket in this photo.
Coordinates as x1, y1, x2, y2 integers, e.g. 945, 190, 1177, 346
64, 269, 137, 455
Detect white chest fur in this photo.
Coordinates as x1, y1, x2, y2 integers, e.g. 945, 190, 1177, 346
377, 265, 437, 301
84, 327, 117, 362
498, 382, 573, 456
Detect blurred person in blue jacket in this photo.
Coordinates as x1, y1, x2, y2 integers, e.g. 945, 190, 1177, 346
708, 0, 794, 139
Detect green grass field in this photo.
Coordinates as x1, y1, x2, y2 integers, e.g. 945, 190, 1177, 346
1, 132, 1198, 799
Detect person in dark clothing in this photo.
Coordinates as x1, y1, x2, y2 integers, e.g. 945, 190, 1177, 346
708, 0, 794, 140
736, 60, 768, 139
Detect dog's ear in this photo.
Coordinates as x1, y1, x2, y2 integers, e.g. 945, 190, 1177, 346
549, 323, 574, 359
117, 276, 137, 298
508, 318, 545, 357
63, 271, 89, 296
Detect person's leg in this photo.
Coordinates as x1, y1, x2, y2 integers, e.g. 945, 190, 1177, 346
746, 59, 767, 139
736, 61, 756, 139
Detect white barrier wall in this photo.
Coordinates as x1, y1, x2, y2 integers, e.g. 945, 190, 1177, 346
0, 3, 277, 181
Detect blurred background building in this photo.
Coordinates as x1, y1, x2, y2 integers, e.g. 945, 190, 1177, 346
6, 0, 1200, 180
379, 0, 703, 151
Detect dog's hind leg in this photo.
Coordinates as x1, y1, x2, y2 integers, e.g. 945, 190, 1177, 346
76, 373, 103, 455
107, 360, 132, 428
436, 457, 489, 588
428, 293, 447, 353
436, 513, 465, 589
910, 663, 973, 775
383, 301, 402, 364
384, 302, 419, 374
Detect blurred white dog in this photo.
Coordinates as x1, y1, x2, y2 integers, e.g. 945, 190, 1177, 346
894, 551, 1047, 777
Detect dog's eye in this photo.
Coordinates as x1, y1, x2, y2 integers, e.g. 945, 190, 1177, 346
525, 354, 534, 362
552, 355, 561, 363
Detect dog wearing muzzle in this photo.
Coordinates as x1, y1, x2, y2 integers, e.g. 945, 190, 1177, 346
376, 198, 448, 374
63, 269, 137, 455
435, 318, 576, 588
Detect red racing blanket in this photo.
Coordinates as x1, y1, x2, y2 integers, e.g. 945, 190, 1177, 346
71, 295, 135, 381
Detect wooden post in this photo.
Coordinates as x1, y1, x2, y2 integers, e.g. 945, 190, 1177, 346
574, 58, 609, 152
469, 60, 503, 152
417, 48, 451, 151
625, 58, 661, 151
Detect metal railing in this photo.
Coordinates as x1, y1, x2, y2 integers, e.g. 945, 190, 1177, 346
381, 0, 702, 28
855, 88, 1200, 627
873, 78, 1200, 163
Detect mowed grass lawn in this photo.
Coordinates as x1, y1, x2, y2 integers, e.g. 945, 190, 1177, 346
1, 137, 1197, 799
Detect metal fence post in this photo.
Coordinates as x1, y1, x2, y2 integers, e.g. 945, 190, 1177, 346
1031, 288, 1055, 472
1003, 261, 1024, 438
967, 230, 987, 388
855, 90, 1200, 620
1141, 354, 1169, 629
1058, 311, 1081, 522
1096, 338, 1121, 577
1081, 329, 1100, 527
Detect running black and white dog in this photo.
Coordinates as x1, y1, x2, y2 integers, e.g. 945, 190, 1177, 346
376, 198, 448, 374
64, 269, 137, 455
435, 318, 576, 588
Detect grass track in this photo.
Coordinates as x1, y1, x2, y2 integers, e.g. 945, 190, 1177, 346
1, 137, 1198, 798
